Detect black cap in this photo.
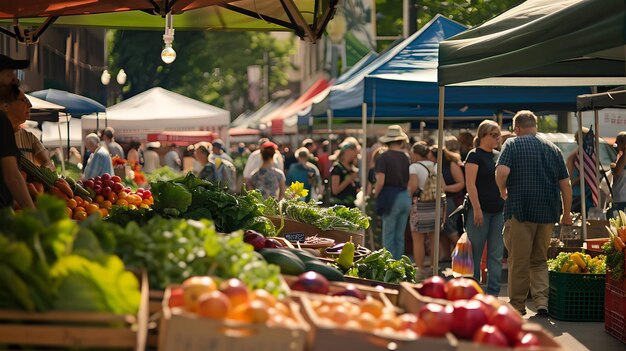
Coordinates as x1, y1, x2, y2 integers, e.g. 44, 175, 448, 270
0, 54, 29, 70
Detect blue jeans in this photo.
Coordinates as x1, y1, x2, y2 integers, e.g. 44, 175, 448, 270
466, 207, 504, 295
382, 191, 412, 260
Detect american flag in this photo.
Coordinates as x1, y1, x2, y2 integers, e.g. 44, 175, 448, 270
574, 126, 599, 207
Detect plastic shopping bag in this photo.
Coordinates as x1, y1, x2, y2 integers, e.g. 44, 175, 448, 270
451, 233, 474, 276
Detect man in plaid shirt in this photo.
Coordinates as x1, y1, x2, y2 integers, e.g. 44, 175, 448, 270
496, 110, 572, 316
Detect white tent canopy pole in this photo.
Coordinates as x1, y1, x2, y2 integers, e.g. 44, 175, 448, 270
434, 86, 445, 276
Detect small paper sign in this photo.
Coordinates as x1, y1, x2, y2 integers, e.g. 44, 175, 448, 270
284, 232, 306, 242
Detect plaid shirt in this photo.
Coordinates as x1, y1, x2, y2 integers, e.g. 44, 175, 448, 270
497, 134, 569, 223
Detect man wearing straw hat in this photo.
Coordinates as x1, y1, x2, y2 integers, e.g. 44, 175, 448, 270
374, 125, 412, 260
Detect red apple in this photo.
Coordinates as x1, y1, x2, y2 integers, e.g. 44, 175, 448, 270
101, 173, 111, 181
168, 287, 185, 308
446, 278, 484, 301
515, 332, 541, 348
450, 299, 489, 340
415, 303, 454, 337
243, 231, 266, 250
419, 276, 448, 299
489, 305, 524, 344
473, 324, 509, 347
219, 278, 251, 307
472, 294, 502, 316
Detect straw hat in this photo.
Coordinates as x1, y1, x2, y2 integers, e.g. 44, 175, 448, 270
379, 125, 409, 144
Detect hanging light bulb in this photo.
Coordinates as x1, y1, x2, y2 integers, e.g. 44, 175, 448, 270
116, 69, 127, 85
161, 13, 176, 64
100, 69, 111, 85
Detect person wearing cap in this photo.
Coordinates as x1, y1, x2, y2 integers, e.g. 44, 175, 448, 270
611, 131, 626, 214
142, 142, 161, 173
301, 138, 319, 168
164, 144, 182, 171
286, 147, 322, 202
243, 138, 284, 181
101, 127, 125, 159
374, 125, 412, 260
10, 89, 55, 171
0, 54, 35, 209
209, 139, 233, 164
329, 138, 361, 207
247, 141, 285, 199
83, 133, 115, 180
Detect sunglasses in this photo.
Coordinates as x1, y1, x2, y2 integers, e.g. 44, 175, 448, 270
489, 132, 501, 138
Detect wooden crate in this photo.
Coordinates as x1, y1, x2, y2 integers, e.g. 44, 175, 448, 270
158, 286, 309, 351
267, 216, 365, 246
282, 274, 400, 305
0, 272, 148, 350
299, 294, 456, 351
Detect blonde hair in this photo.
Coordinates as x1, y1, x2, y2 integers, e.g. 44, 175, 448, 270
474, 120, 500, 147
513, 110, 538, 129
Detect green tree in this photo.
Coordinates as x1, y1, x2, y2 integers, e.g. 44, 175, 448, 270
375, 0, 521, 51
108, 30, 294, 115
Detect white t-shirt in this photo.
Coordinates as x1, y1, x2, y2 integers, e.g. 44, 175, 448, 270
409, 160, 435, 190
143, 150, 161, 173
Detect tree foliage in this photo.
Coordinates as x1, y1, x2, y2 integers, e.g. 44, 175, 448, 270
108, 30, 294, 113
375, 0, 522, 50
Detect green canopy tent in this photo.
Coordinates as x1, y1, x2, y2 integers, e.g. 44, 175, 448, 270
0, 0, 339, 43
429, 0, 626, 273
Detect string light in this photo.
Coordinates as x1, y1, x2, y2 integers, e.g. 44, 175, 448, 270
161, 13, 176, 64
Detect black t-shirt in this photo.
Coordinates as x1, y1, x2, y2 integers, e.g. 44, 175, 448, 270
330, 162, 360, 205
0, 112, 19, 208
375, 150, 410, 187
465, 148, 504, 213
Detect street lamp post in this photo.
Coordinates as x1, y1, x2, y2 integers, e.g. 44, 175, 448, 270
100, 69, 127, 106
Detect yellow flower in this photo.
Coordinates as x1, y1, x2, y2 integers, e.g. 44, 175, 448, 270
289, 181, 309, 199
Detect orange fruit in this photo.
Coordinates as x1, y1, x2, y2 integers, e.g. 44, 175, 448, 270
95, 195, 105, 204
73, 210, 87, 221
139, 203, 150, 209
116, 199, 128, 206
74, 206, 85, 213
142, 198, 151, 206
197, 291, 231, 320
117, 191, 128, 199
101, 200, 113, 210
66, 207, 73, 218
66, 198, 77, 210
107, 192, 118, 203
99, 208, 109, 218
85, 203, 100, 215
73, 196, 84, 207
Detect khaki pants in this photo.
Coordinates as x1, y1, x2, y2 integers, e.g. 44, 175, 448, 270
503, 217, 554, 311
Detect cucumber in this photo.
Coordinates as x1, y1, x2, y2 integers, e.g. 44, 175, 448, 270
283, 248, 320, 263
259, 249, 306, 276
304, 261, 345, 282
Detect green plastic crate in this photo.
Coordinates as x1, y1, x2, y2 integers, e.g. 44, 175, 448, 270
548, 271, 605, 321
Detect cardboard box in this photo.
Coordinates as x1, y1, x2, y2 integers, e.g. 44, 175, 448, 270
457, 324, 563, 351
158, 286, 309, 351
0, 272, 148, 350
586, 220, 610, 239
300, 294, 456, 351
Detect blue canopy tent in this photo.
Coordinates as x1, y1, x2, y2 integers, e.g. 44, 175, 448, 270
30, 89, 107, 167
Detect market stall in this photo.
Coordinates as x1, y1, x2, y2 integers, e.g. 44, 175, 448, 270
81, 87, 230, 143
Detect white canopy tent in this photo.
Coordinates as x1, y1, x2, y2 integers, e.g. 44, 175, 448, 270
42, 117, 82, 148
82, 87, 230, 142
